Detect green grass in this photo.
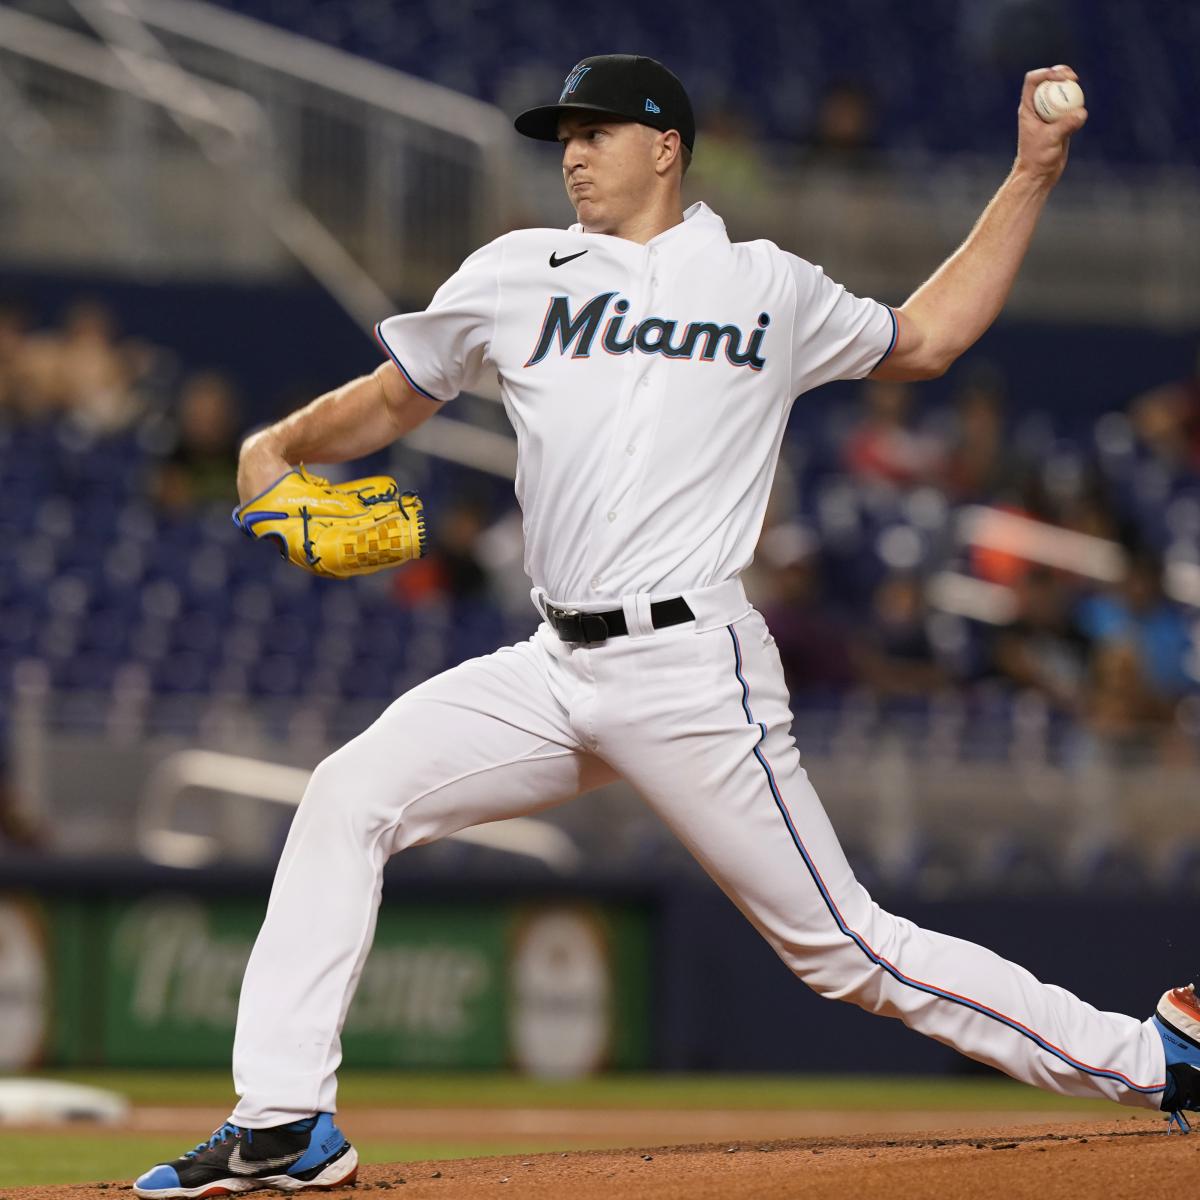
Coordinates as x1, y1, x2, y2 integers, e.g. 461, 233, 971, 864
28, 1068, 1115, 1111
2, 1072, 1116, 1187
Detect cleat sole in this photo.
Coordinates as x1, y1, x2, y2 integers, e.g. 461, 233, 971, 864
133, 1183, 261, 1200
268, 1147, 360, 1192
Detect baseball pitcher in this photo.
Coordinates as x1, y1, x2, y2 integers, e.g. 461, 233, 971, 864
135, 54, 1200, 1198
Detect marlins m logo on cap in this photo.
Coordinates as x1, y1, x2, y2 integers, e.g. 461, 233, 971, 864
559, 65, 592, 101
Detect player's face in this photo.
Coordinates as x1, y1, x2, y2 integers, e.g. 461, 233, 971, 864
557, 114, 661, 233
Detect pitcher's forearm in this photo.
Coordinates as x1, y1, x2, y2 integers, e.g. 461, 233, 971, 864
898, 168, 1052, 369
237, 363, 440, 501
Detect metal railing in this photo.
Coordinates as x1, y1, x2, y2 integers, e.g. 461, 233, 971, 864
0, 0, 517, 292
137, 747, 582, 873
11, 670, 1200, 894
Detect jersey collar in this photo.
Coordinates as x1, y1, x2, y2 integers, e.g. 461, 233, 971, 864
568, 201, 727, 257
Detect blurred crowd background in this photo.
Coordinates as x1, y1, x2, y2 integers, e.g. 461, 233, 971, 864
1, 0, 1199, 899
209, 0, 1199, 168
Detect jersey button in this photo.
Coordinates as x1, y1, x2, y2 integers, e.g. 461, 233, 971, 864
626, 444, 636, 455
607, 511, 617, 522
640, 377, 651, 388
590, 577, 601, 590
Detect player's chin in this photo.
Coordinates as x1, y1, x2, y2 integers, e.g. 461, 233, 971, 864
572, 197, 612, 233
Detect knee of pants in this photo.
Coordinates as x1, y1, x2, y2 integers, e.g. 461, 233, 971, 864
776, 940, 887, 1010
776, 902, 906, 1014
297, 744, 404, 845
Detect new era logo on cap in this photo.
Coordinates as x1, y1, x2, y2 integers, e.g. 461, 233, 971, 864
645, 98, 661, 113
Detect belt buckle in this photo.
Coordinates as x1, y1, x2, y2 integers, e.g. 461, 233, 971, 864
549, 605, 582, 642
551, 606, 608, 645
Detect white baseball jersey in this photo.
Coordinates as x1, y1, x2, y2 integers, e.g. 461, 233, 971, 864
376, 201, 896, 603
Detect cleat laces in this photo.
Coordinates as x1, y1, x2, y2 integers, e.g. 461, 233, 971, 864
1167, 1110, 1191, 1135
186, 1123, 248, 1158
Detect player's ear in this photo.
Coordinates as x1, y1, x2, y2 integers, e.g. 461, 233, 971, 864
655, 129, 682, 179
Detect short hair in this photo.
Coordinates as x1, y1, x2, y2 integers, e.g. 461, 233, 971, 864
679, 144, 692, 178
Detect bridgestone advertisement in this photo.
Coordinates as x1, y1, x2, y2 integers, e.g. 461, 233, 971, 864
4, 892, 650, 1072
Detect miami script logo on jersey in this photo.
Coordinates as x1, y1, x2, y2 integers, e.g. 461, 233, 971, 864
524, 292, 770, 371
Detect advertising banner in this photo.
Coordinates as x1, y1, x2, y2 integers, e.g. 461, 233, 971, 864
0, 898, 49, 1071
3, 890, 649, 1073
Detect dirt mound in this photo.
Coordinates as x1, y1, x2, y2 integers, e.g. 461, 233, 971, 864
15, 1117, 1186, 1200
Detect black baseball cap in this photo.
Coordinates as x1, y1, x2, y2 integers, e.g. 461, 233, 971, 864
514, 54, 696, 152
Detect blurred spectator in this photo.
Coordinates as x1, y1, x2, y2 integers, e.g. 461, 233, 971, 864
689, 106, 768, 202
1059, 490, 1121, 543
22, 299, 150, 433
392, 497, 492, 606
1077, 640, 1175, 767
801, 81, 880, 171
1076, 553, 1196, 698
755, 524, 854, 694
1129, 344, 1200, 473
990, 568, 1091, 711
941, 361, 1020, 502
843, 379, 943, 489
0, 753, 44, 852
853, 572, 952, 698
968, 502, 1040, 589
154, 371, 242, 512
0, 297, 33, 419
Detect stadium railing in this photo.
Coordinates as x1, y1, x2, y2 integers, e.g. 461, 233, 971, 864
11, 664, 1200, 897
0, 0, 517, 295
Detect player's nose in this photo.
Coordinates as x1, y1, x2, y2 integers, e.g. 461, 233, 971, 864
561, 136, 587, 171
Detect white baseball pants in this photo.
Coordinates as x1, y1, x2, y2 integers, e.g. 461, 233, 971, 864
231, 578, 1166, 1125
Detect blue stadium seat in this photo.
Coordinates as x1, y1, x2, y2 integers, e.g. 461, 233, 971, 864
206, 0, 1199, 167
1078, 846, 1149, 894
253, 653, 305, 697
57, 652, 121, 693
154, 650, 213, 694
342, 653, 395, 700
1163, 842, 1200, 894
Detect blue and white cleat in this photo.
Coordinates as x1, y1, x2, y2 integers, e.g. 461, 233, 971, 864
1152, 984, 1200, 1134
133, 1112, 358, 1197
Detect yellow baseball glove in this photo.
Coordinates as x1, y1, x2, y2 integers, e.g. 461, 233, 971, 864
232, 466, 426, 579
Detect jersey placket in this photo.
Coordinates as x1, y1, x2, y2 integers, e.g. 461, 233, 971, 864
585, 243, 663, 597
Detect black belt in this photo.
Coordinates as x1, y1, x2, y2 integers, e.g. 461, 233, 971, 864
544, 596, 694, 645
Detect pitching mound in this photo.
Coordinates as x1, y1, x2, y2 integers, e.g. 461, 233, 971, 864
12, 1117, 1187, 1200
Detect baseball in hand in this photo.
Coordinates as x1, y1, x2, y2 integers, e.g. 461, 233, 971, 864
1033, 78, 1084, 122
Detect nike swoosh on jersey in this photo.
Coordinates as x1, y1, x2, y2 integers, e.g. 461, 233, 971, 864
549, 250, 588, 268
227, 1144, 305, 1175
